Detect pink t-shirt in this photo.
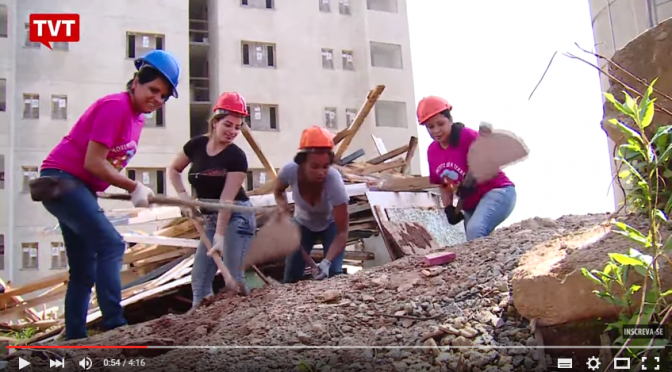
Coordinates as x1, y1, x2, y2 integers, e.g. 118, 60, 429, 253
42, 92, 145, 192
427, 126, 513, 210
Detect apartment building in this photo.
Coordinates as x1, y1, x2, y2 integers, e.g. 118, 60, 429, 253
589, 0, 672, 208
0, 0, 418, 286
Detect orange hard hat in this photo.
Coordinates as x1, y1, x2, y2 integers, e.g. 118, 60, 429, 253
298, 126, 335, 151
213, 92, 248, 116
416, 96, 452, 125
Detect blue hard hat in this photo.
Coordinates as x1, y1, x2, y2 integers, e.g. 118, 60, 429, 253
134, 50, 180, 99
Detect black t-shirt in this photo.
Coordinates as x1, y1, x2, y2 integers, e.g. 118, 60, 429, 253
183, 135, 249, 202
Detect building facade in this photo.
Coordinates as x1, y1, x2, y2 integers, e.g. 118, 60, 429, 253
0, 0, 418, 285
589, 0, 672, 207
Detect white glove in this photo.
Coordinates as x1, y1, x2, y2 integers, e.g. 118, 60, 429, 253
313, 259, 331, 280
207, 233, 225, 257
177, 191, 194, 217
479, 121, 493, 135
130, 181, 154, 208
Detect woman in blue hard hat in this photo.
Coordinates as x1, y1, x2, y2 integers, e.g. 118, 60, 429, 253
37, 50, 181, 340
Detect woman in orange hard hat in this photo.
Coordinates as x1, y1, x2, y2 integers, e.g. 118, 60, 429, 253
417, 96, 516, 241
168, 92, 257, 307
273, 126, 350, 283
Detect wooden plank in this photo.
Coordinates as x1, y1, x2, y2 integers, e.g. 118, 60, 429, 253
0, 291, 65, 319
122, 235, 200, 248
133, 249, 192, 267
401, 136, 418, 174
367, 144, 409, 165
377, 176, 436, 192
310, 249, 374, 261
241, 124, 278, 180
250, 183, 369, 207
128, 207, 182, 225
0, 274, 68, 305
358, 159, 406, 176
87, 276, 192, 324
335, 85, 386, 160
338, 149, 365, 165
379, 220, 440, 256
153, 220, 195, 237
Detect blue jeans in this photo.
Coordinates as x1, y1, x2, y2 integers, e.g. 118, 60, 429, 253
463, 186, 517, 241
191, 202, 256, 307
283, 221, 344, 283
39, 169, 127, 340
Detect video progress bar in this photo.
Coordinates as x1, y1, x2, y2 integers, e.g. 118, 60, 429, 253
6, 345, 667, 350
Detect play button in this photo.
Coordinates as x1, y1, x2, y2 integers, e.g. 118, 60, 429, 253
18, 357, 30, 370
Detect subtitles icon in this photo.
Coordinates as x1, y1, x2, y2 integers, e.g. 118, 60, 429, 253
614, 357, 631, 369
557, 358, 572, 368
79, 357, 92, 370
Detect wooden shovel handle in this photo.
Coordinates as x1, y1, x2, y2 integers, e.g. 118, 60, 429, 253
191, 219, 238, 293
97, 192, 264, 213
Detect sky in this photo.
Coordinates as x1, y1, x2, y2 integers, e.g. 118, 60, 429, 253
406, 0, 616, 225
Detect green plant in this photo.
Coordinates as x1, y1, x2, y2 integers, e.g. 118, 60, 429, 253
581, 80, 672, 369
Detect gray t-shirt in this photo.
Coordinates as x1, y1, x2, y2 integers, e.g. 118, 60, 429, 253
277, 162, 349, 232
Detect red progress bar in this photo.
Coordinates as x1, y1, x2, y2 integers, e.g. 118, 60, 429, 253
7, 346, 148, 349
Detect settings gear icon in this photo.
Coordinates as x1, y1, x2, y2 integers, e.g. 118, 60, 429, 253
586, 356, 601, 371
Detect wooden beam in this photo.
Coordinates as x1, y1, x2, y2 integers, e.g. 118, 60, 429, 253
367, 144, 409, 165
358, 159, 406, 176
241, 124, 278, 180
0, 274, 68, 305
335, 85, 386, 160
377, 176, 437, 192
250, 183, 369, 207
401, 136, 418, 174
122, 235, 200, 248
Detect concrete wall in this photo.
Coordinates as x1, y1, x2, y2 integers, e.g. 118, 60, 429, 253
0, 0, 418, 286
589, 0, 672, 209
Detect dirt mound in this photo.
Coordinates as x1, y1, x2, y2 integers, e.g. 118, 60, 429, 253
9, 213, 613, 371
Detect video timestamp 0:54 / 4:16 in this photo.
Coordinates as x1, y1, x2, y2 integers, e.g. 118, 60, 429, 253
103, 359, 147, 367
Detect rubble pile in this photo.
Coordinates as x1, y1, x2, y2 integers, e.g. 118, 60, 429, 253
8, 212, 643, 372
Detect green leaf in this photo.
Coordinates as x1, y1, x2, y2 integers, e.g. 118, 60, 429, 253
581, 268, 603, 285
618, 169, 631, 178
661, 289, 672, 297
612, 221, 649, 245
609, 253, 647, 267
629, 284, 642, 294
610, 118, 643, 142
651, 125, 672, 145
624, 93, 638, 118
657, 143, 672, 167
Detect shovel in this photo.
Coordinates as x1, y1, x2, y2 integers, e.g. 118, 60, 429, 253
99, 193, 302, 273
452, 124, 529, 215
191, 217, 241, 294
242, 210, 300, 270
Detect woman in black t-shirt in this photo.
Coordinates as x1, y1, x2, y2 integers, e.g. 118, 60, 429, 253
168, 92, 256, 307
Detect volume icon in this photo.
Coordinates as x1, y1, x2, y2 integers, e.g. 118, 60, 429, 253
49, 358, 64, 368
79, 357, 92, 370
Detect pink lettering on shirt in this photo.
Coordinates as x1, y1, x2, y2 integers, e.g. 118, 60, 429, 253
42, 92, 145, 192
427, 126, 514, 210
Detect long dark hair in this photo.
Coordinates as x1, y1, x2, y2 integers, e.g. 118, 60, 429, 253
126, 66, 174, 98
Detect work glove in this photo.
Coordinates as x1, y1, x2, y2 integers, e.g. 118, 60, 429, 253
207, 233, 225, 257
313, 259, 331, 280
177, 191, 194, 217
479, 121, 493, 135
456, 173, 477, 198
444, 205, 464, 225
130, 181, 155, 208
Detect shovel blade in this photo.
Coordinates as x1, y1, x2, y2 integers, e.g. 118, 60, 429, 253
467, 130, 529, 182
243, 213, 300, 269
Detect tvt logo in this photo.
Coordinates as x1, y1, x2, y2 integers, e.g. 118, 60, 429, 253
29, 14, 80, 49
